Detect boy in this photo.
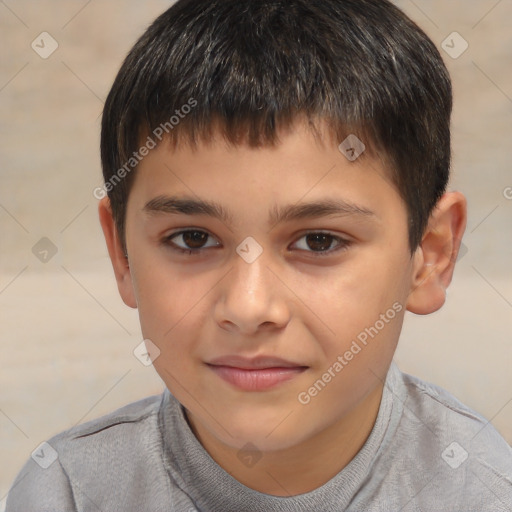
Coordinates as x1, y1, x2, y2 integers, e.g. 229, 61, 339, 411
7, 0, 512, 510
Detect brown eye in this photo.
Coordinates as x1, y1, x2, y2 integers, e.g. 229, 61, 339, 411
164, 230, 220, 253
305, 233, 336, 252
292, 232, 350, 256
181, 231, 209, 249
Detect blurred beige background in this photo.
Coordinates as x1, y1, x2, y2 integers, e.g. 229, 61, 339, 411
1, 0, 511, 506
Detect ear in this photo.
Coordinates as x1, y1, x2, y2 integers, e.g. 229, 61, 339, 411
406, 191, 467, 315
98, 197, 137, 309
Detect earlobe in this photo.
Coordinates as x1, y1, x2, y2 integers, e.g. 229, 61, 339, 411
98, 197, 137, 309
406, 191, 467, 315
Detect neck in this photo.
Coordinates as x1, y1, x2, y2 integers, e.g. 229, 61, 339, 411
185, 382, 384, 496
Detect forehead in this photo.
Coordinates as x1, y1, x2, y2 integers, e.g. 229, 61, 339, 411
136, 116, 388, 181
128, 120, 404, 232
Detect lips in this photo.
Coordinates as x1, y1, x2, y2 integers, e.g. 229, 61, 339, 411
206, 355, 308, 391
207, 355, 306, 369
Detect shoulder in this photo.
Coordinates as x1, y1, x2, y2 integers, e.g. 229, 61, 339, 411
56, 392, 162, 440
385, 367, 512, 509
49, 392, 163, 464
401, 369, 511, 460
6, 394, 166, 512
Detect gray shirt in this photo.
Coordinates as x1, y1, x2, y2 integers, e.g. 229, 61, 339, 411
6, 362, 512, 511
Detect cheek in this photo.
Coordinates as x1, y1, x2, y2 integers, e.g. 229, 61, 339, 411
131, 262, 214, 361
297, 298, 404, 423
299, 253, 408, 349
297, 266, 408, 413
130, 259, 180, 336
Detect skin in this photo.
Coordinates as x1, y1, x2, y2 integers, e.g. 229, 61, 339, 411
99, 120, 466, 496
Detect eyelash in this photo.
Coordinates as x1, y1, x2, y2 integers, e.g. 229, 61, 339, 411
162, 230, 352, 257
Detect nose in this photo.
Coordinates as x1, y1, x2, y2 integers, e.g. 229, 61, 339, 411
214, 251, 291, 335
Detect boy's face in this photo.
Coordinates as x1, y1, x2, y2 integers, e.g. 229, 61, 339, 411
115, 121, 419, 452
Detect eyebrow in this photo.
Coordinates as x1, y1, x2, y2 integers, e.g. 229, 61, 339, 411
143, 195, 377, 227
